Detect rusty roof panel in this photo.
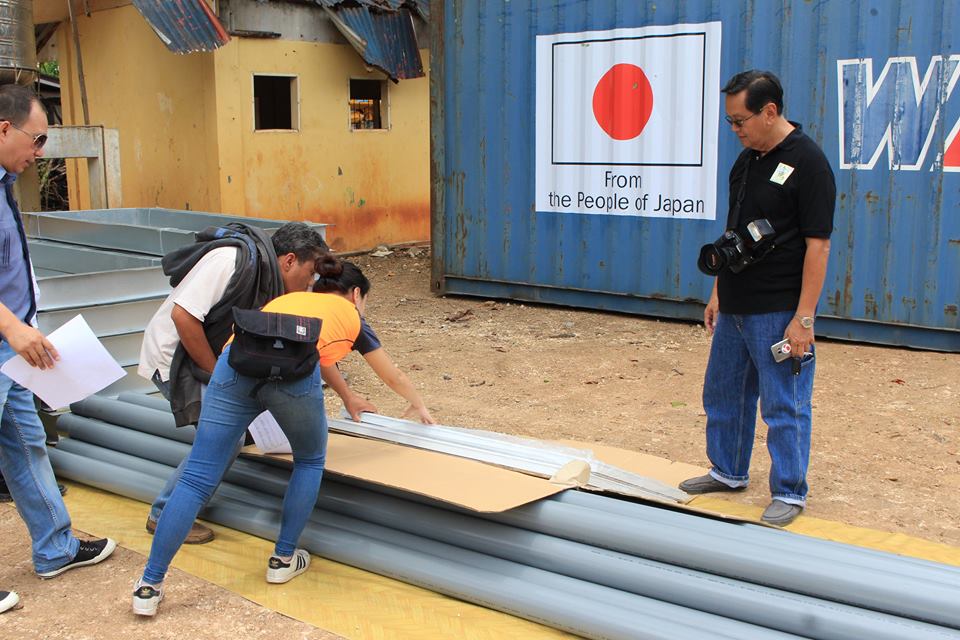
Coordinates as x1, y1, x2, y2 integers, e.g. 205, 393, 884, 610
320, 2, 425, 81
132, 0, 230, 54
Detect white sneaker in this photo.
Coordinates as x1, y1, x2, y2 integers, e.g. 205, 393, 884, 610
266, 549, 310, 584
132, 578, 163, 617
0, 590, 19, 614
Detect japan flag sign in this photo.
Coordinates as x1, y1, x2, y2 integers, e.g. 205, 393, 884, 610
551, 30, 711, 166
536, 23, 722, 219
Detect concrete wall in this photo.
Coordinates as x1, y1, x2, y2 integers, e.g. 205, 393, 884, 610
211, 38, 430, 251
56, 2, 430, 251
57, 5, 220, 212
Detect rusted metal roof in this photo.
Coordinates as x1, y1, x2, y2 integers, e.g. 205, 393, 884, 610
318, 0, 428, 20
316, 0, 426, 81
131, 0, 230, 54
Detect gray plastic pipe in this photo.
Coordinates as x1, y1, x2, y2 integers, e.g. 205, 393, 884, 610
59, 413, 192, 465
60, 440, 805, 639
95, 394, 960, 582
554, 489, 960, 583
228, 459, 960, 640
485, 493, 960, 628
57, 424, 960, 640
50, 448, 772, 640
70, 395, 195, 444
54, 439, 277, 513
309, 479, 960, 640
116, 391, 172, 413
66, 397, 960, 629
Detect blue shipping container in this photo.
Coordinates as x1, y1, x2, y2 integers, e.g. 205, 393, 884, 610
430, 0, 960, 351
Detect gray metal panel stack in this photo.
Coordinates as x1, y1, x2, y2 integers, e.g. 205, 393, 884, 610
24, 208, 327, 256
28, 207, 327, 398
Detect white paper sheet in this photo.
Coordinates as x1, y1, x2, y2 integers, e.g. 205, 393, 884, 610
247, 410, 292, 454
0, 315, 126, 410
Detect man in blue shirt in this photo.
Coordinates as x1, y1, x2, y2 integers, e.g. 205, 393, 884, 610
0, 84, 116, 614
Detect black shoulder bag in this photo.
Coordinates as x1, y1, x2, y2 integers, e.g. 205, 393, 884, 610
228, 307, 321, 394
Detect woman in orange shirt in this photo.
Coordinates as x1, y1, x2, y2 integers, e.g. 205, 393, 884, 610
133, 255, 433, 617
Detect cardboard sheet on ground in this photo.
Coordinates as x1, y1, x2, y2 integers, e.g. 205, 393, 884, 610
559, 439, 751, 522
242, 427, 724, 514
244, 413, 757, 520
242, 434, 570, 512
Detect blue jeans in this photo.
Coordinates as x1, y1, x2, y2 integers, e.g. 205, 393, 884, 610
147, 370, 243, 523
702, 311, 815, 505
143, 346, 328, 584
0, 341, 79, 573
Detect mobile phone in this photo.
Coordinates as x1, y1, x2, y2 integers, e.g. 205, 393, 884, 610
771, 338, 792, 363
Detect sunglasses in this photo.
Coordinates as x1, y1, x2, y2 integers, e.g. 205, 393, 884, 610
724, 112, 760, 129
8, 122, 47, 150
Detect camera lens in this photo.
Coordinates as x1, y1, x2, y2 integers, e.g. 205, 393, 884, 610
697, 244, 728, 276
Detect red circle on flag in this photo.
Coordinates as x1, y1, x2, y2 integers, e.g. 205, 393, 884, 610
592, 64, 654, 140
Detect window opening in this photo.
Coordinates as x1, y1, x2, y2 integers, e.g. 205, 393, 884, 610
350, 79, 386, 130
254, 75, 298, 131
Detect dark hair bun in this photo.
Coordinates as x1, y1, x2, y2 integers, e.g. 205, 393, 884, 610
314, 253, 343, 278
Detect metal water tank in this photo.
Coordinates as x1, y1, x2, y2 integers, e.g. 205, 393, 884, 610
0, 0, 35, 85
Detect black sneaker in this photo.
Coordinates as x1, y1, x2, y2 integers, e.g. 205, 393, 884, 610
0, 482, 67, 503
37, 538, 117, 578
0, 590, 19, 614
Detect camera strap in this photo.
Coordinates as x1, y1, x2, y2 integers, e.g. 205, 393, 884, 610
726, 153, 752, 231
727, 153, 801, 249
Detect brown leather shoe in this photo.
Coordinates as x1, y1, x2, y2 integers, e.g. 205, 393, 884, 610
145, 517, 215, 545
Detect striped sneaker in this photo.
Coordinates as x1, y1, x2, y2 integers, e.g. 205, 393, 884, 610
131, 579, 163, 617
266, 549, 310, 584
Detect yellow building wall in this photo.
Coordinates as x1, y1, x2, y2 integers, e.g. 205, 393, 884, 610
211, 39, 431, 252
58, 3, 220, 212
56, 5, 430, 252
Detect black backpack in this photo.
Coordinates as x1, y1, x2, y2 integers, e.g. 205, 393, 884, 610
228, 307, 321, 389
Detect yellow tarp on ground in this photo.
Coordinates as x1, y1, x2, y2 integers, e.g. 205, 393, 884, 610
64, 482, 960, 639
63, 483, 575, 640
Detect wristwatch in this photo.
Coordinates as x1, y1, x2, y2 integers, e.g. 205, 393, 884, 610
796, 315, 815, 329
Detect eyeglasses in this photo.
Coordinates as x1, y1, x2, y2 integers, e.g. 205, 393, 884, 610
7, 122, 47, 150
724, 112, 760, 129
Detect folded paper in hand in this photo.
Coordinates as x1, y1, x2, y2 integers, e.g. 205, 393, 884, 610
0, 315, 126, 410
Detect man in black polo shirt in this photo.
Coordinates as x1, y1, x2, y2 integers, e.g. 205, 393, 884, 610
680, 70, 835, 526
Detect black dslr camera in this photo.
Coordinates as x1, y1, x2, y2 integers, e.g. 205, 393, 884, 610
697, 218, 778, 275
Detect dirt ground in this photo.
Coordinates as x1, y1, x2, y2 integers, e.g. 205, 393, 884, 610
0, 507, 340, 639
0, 248, 956, 640
340, 249, 960, 547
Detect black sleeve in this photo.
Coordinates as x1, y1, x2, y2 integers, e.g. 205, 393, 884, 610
352, 317, 382, 355
796, 150, 836, 239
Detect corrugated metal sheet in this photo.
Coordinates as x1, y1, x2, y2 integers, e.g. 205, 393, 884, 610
431, 0, 960, 351
317, 0, 425, 81
317, 0, 427, 18
131, 0, 230, 54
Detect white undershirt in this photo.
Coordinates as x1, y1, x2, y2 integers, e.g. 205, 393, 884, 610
137, 247, 237, 382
